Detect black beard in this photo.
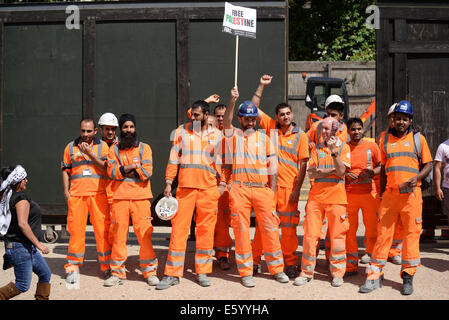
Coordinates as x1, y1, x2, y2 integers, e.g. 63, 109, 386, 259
119, 131, 137, 149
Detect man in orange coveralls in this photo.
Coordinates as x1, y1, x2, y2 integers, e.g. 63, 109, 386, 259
344, 117, 381, 276
294, 117, 351, 288
374, 103, 404, 266
249, 75, 309, 279
222, 86, 289, 288
61, 119, 111, 284
307, 95, 348, 260
157, 100, 224, 290
360, 101, 432, 295
104, 113, 159, 287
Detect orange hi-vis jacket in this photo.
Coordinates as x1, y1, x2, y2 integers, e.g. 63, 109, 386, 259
308, 138, 351, 205
380, 129, 432, 189
166, 122, 223, 189
346, 140, 381, 194
223, 128, 276, 186
107, 140, 153, 200
61, 137, 109, 195
259, 113, 309, 188
307, 120, 348, 145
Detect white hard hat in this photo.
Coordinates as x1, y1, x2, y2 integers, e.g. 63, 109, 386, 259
98, 112, 119, 127
155, 196, 178, 221
325, 95, 344, 108
387, 103, 397, 116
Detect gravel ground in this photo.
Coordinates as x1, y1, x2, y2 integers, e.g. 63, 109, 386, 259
1, 202, 448, 305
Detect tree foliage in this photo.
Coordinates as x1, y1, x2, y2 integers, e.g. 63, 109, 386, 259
289, 0, 376, 61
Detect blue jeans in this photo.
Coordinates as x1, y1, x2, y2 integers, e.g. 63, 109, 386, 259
4, 241, 51, 293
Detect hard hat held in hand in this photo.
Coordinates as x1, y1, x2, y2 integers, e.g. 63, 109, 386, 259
155, 196, 178, 221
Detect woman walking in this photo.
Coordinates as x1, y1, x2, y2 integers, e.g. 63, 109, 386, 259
0, 165, 52, 300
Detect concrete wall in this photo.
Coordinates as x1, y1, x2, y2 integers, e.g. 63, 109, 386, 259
287, 61, 376, 136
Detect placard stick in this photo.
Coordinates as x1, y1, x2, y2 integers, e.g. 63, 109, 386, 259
234, 35, 239, 87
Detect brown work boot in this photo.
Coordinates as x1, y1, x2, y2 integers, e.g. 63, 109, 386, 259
0, 282, 20, 300
35, 282, 51, 300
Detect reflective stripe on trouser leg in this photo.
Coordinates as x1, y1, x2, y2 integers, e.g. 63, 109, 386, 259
230, 184, 255, 277
109, 200, 131, 279
276, 186, 299, 267
214, 190, 233, 259
130, 200, 158, 278
389, 217, 403, 258
253, 187, 284, 275
300, 200, 323, 278
325, 204, 349, 278
194, 188, 220, 274
86, 193, 112, 271
65, 195, 89, 272
164, 187, 197, 277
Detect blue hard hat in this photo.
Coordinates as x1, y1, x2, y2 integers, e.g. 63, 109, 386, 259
238, 101, 258, 117
394, 100, 413, 117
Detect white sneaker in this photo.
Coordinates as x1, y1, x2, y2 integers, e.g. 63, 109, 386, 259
360, 253, 371, 264
65, 270, 80, 284
388, 255, 402, 265
104, 275, 123, 287
331, 277, 344, 287
273, 272, 289, 283
293, 276, 312, 286
146, 275, 160, 286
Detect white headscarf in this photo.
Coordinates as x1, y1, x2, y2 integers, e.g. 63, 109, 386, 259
0, 165, 27, 235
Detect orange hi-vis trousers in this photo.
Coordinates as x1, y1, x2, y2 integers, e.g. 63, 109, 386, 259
64, 193, 111, 273
319, 203, 401, 263
164, 187, 220, 277
109, 199, 158, 279
301, 200, 349, 278
230, 184, 284, 277
346, 192, 379, 272
367, 187, 423, 280
214, 190, 233, 259
252, 186, 300, 267
389, 217, 403, 258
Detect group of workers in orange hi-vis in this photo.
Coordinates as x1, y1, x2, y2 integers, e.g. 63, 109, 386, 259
60, 72, 432, 295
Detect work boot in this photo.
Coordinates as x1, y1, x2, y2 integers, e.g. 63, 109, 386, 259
197, 274, 211, 287
360, 253, 371, 264
273, 272, 289, 283
0, 282, 20, 300
253, 264, 261, 275
103, 275, 123, 287
293, 276, 312, 286
388, 255, 402, 265
285, 265, 299, 279
401, 272, 414, 295
241, 275, 255, 288
146, 275, 160, 286
218, 257, 231, 270
156, 276, 180, 290
331, 277, 344, 287
65, 270, 80, 284
35, 282, 51, 300
102, 269, 111, 280
359, 277, 382, 293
